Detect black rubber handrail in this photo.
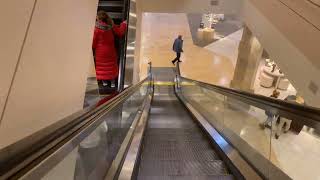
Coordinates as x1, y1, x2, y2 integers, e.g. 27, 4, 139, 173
0, 77, 149, 179
180, 76, 320, 130
176, 62, 320, 130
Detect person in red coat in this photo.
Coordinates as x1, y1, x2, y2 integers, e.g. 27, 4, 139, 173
92, 11, 127, 89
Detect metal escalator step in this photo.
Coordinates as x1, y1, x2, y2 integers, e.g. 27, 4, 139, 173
142, 141, 216, 155
144, 129, 205, 138
137, 175, 234, 180
143, 139, 213, 149
143, 134, 206, 141
138, 160, 228, 176
141, 128, 221, 162
136, 89, 232, 179
141, 149, 219, 162
145, 128, 202, 134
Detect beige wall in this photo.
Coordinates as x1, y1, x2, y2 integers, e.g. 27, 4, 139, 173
0, 0, 98, 148
279, 0, 320, 29
88, 54, 97, 78
0, 0, 36, 121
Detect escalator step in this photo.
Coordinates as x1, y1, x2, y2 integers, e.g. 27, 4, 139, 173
141, 150, 219, 163
136, 88, 232, 179
138, 160, 228, 176
137, 175, 234, 180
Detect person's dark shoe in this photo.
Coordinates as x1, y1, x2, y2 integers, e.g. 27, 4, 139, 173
99, 86, 115, 95
171, 60, 175, 65
275, 134, 279, 139
178, 60, 182, 63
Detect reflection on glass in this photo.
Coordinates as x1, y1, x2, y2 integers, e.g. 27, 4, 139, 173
179, 78, 273, 179
83, 76, 101, 108
41, 85, 148, 180
270, 115, 320, 180
179, 77, 320, 180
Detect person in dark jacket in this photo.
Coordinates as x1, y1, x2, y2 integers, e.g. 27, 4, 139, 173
171, 35, 184, 65
92, 11, 127, 90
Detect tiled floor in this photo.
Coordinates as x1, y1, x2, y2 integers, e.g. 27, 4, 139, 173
204, 29, 243, 68
139, 13, 235, 87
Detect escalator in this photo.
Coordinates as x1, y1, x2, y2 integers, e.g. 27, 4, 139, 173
136, 86, 233, 179
1, 66, 320, 180
134, 68, 232, 179
98, 0, 127, 23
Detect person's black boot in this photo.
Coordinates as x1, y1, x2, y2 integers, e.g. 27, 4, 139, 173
172, 60, 175, 65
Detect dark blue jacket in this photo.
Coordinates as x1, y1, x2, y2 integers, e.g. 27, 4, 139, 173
172, 38, 183, 53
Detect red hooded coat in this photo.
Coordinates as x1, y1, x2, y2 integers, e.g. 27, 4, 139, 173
92, 21, 127, 80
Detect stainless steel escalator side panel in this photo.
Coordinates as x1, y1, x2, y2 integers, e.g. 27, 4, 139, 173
117, 94, 152, 180
113, 78, 154, 180
104, 109, 142, 180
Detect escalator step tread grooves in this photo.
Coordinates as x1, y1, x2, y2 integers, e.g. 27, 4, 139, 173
138, 160, 228, 175
137, 83, 232, 180
138, 175, 234, 180
137, 175, 234, 180
138, 128, 230, 179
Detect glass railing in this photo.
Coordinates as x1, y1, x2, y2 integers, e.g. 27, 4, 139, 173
34, 84, 148, 180
177, 76, 320, 180
0, 79, 150, 180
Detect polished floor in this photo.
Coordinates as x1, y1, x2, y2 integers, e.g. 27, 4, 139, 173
138, 13, 320, 180
139, 13, 235, 87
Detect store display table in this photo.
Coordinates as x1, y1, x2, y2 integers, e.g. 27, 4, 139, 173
197, 28, 215, 42
263, 66, 284, 88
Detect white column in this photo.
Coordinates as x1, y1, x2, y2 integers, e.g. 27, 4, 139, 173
230, 25, 263, 92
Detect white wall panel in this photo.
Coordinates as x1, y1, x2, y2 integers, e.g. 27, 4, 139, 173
0, 0, 35, 121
